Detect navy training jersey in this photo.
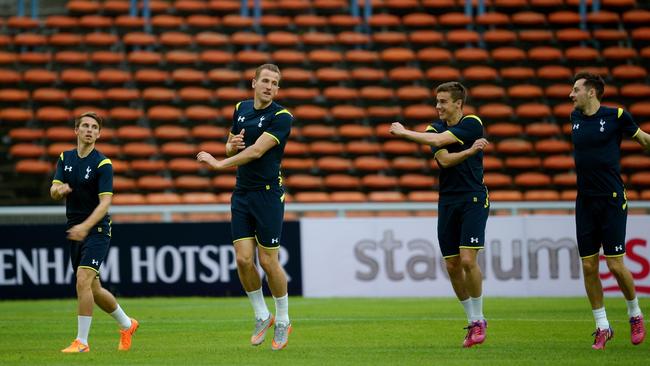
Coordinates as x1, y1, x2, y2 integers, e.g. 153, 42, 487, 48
571, 106, 640, 197
230, 100, 293, 190
428, 115, 487, 202
53, 148, 113, 226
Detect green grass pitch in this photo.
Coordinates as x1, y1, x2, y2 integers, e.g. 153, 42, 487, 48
0, 297, 648, 365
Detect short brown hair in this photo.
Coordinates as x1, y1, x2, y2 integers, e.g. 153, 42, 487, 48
75, 111, 103, 129
254, 63, 281, 81
574, 71, 605, 101
436, 81, 467, 106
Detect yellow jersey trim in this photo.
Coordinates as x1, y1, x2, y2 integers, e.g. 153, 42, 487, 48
97, 158, 112, 168
425, 125, 437, 132
459, 246, 484, 250
52, 179, 63, 185
434, 149, 447, 159
443, 254, 460, 259
233, 236, 255, 244
59, 152, 64, 160
98, 192, 113, 196
463, 114, 483, 125
235, 101, 242, 111
229, 132, 235, 137
617, 108, 623, 118
632, 128, 640, 139
280, 193, 285, 202
77, 266, 99, 274
580, 252, 600, 259
264, 131, 280, 144
275, 109, 293, 117
604, 253, 625, 258
445, 130, 464, 145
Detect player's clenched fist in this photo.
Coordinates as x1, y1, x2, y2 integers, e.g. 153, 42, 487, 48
389, 122, 406, 137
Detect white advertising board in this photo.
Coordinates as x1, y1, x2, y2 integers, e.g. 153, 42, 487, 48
300, 216, 650, 297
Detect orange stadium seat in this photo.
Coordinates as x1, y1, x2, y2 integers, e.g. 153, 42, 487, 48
391, 156, 427, 171
47, 142, 74, 157
362, 175, 399, 190
330, 191, 367, 202
489, 190, 523, 201
169, 158, 202, 174
286, 174, 322, 190
283, 158, 314, 172
309, 141, 345, 156
399, 174, 435, 190
45, 126, 75, 141
316, 156, 352, 172
36, 106, 71, 123
175, 175, 210, 191
123, 142, 159, 158
515, 172, 552, 187
407, 191, 439, 202
146, 192, 182, 204
354, 156, 390, 172
294, 192, 330, 203
505, 156, 542, 170
524, 190, 561, 201
446, 29, 480, 45
542, 155, 575, 170
403, 12, 436, 28
501, 67, 536, 82
15, 159, 53, 174
368, 191, 406, 202
553, 172, 577, 187
9, 127, 43, 141
181, 192, 219, 205
152, 15, 184, 32
487, 123, 522, 137
410, 30, 445, 49
496, 138, 534, 154
525, 123, 561, 137
212, 175, 236, 191
9, 143, 45, 159
138, 176, 174, 192
112, 193, 146, 205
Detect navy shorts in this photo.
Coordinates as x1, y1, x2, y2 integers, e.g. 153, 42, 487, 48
576, 194, 628, 258
231, 186, 285, 249
69, 224, 111, 275
437, 193, 489, 258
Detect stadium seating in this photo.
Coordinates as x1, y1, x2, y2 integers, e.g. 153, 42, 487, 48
1, 0, 649, 213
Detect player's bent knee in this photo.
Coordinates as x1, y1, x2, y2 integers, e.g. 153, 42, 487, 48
236, 254, 256, 269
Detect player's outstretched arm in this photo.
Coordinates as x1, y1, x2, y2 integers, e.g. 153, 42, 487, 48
634, 129, 650, 151
389, 122, 458, 148
434, 138, 489, 168
198, 133, 278, 170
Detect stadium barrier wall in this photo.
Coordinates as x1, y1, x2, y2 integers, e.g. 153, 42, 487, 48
300, 216, 650, 297
0, 222, 302, 299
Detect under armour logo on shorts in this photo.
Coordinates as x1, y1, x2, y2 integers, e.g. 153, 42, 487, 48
470, 237, 479, 244
238, 116, 245, 122
92, 259, 99, 265
271, 238, 279, 244
615, 245, 623, 252
64, 165, 72, 171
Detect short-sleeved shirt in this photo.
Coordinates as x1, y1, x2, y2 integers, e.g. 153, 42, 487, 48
427, 114, 487, 204
230, 100, 293, 190
571, 106, 640, 197
53, 148, 113, 226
